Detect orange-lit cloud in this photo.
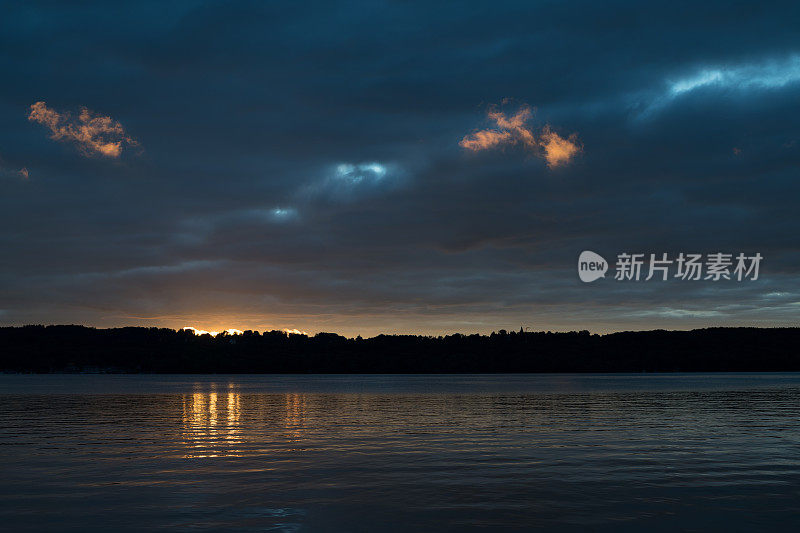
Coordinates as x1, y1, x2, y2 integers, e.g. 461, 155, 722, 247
458, 129, 513, 151
538, 125, 582, 168
19, 167, 29, 179
28, 101, 139, 158
487, 107, 537, 147
460, 104, 581, 167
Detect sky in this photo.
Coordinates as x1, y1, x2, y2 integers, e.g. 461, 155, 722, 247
1, 0, 799, 336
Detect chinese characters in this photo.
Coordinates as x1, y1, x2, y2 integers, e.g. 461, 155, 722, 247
614, 252, 762, 281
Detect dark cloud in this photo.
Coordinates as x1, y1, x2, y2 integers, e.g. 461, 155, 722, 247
1, 0, 799, 335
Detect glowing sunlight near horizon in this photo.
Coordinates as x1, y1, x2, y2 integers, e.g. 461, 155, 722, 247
181, 327, 309, 337
183, 327, 244, 337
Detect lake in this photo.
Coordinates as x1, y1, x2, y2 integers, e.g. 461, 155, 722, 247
1, 373, 800, 531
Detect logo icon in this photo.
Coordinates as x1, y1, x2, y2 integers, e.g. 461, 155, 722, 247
578, 251, 608, 282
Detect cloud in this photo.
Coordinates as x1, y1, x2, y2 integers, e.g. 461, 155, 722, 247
669, 55, 800, 96
4, 2, 800, 336
0, 159, 28, 180
637, 55, 800, 118
458, 129, 513, 151
538, 125, 582, 168
334, 162, 388, 184
270, 207, 299, 221
28, 101, 139, 158
628, 308, 725, 319
300, 162, 401, 201
460, 105, 581, 167
488, 107, 537, 146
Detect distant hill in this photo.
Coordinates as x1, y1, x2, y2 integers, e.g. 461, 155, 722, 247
1, 325, 799, 373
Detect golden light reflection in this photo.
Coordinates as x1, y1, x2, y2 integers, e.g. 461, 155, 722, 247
181, 389, 311, 458
283, 393, 307, 443
181, 385, 243, 458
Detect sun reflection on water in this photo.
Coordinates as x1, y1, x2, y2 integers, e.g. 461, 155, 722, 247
181, 386, 244, 458
181, 388, 309, 458
283, 393, 307, 444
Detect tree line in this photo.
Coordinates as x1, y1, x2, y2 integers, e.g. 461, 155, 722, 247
1, 325, 799, 373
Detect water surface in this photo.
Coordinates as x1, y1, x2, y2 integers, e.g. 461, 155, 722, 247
2, 373, 800, 531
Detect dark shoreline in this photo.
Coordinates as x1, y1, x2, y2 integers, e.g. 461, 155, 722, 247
2, 325, 800, 374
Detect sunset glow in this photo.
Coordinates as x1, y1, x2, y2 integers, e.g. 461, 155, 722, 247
182, 327, 245, 337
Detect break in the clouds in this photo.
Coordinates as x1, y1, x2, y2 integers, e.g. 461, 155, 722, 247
28, 101, 138, 158
270, 207, 299, 222
460, 105, 582, 168
300, 162, 401, 201
335, 163, 388, 185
